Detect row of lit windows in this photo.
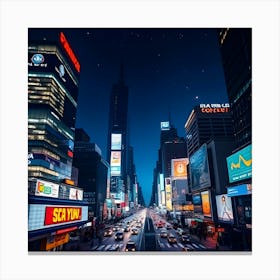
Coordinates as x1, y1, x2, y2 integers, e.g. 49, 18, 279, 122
28, 166, 59, 177
28, 116, 74, 141
28, 73, 77, 108
28, 134, 59, 147
28, 77, 65, 117
29, 147, 60, 161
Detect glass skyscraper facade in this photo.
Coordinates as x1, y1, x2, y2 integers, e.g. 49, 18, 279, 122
28, 32, 80, 181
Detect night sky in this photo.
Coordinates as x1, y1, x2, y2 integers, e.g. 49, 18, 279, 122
29, 28, 229, 205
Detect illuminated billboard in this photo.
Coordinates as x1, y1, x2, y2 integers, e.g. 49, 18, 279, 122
35, 179, 59, 198
215, 194, 234, 223
161, 191, 166, 206
160, 121, 170, 130
28, 204, 88, 231
192, 193, 203, 215
226, 144, 252, 183
227, 184, 252, 197
110, 151, 121, 176
159, 174, 164, 191
171, 158, 188, 178
165, 178, 172, 211
199, 103, 230, 113
59, 32, 80, 73
111, 133, 122, 150
69, 188, 83, 201
201, 190, 212, 218
189, 144, 211, 191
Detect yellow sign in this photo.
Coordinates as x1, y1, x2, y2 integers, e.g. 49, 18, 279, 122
45, 233, 69, 250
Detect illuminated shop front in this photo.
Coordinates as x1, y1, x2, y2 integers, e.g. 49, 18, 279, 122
28, 178, 88, 251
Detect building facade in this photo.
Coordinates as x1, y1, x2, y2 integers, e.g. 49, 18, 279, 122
107, 64, 130, 214
28, 31, 89, 251
219, 28, 252, 250
184, 104, 234, 157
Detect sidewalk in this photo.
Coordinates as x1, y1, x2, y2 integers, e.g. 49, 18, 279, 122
189, 233, 231, 251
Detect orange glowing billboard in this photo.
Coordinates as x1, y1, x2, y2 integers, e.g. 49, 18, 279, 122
172, 158, 189, 178
201, 190, 212, 218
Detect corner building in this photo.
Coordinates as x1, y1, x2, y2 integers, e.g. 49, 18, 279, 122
28, 32, 80, 180
28, 31, 89, 251
185, 104, 234, 157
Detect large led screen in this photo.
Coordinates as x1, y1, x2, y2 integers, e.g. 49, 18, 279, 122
192, 193, 203, 215
171, 158, 188, 178
226, 144, 252, 183
165, 178, 172, 211
215, 194, 234, 223
110, 151, 121, 176
189, 144, 211, 191
111, 133, 122, 150
201, 190, 212, 218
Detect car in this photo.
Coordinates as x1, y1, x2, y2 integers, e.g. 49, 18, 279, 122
125, 240, 137, 251
124, 226, 130, 232
176, 228, 187, 236
172, 223, 180, 230
167, 234, 177, 244
103, 228, 113, 237
113, 226, 120, 232
115, 231, 124, 241
160, 230, 168, 238
181, 235, 191, 244
166, 224, 172, 230
131, 228, 139, 235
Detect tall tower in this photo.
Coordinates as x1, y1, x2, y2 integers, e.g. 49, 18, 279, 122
28, 31, 80, 181
218, 28, 252, 149
107, 63, 129, 213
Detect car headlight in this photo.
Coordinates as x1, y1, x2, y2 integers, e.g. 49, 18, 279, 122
132, 248, 135, 251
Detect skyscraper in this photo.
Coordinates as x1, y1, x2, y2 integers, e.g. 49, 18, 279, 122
218, 28, 252, 250
28, 32, 80, 181
218, 28, 252, 149
184, 104, 234, 157
107, 64, 129, 213
28, 31, 89, 251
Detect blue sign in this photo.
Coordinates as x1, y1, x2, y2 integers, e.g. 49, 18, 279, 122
192, 194, 201, 205
31, 53, 44, 64
227, 184, 252, 197
189, 144, 211, 191
226, 144, 252, 183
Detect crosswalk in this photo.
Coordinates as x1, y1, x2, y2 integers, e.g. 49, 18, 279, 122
92, 243, 124, 251
92, 242, 207, 251
158, 241, 207, 250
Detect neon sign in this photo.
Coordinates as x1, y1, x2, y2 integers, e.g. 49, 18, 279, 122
200, 103, 230, 113
59, 32, 80, 73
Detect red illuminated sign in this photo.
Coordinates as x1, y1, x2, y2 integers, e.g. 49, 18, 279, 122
45, 206, 82, 225
201, 107, 229, 113
59, 32, 80, 73
67, 150, 73, 158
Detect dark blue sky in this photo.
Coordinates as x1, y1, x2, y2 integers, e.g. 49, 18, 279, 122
29, 28, 229, 205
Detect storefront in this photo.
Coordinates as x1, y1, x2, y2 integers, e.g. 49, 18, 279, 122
28, 197, 89, 251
